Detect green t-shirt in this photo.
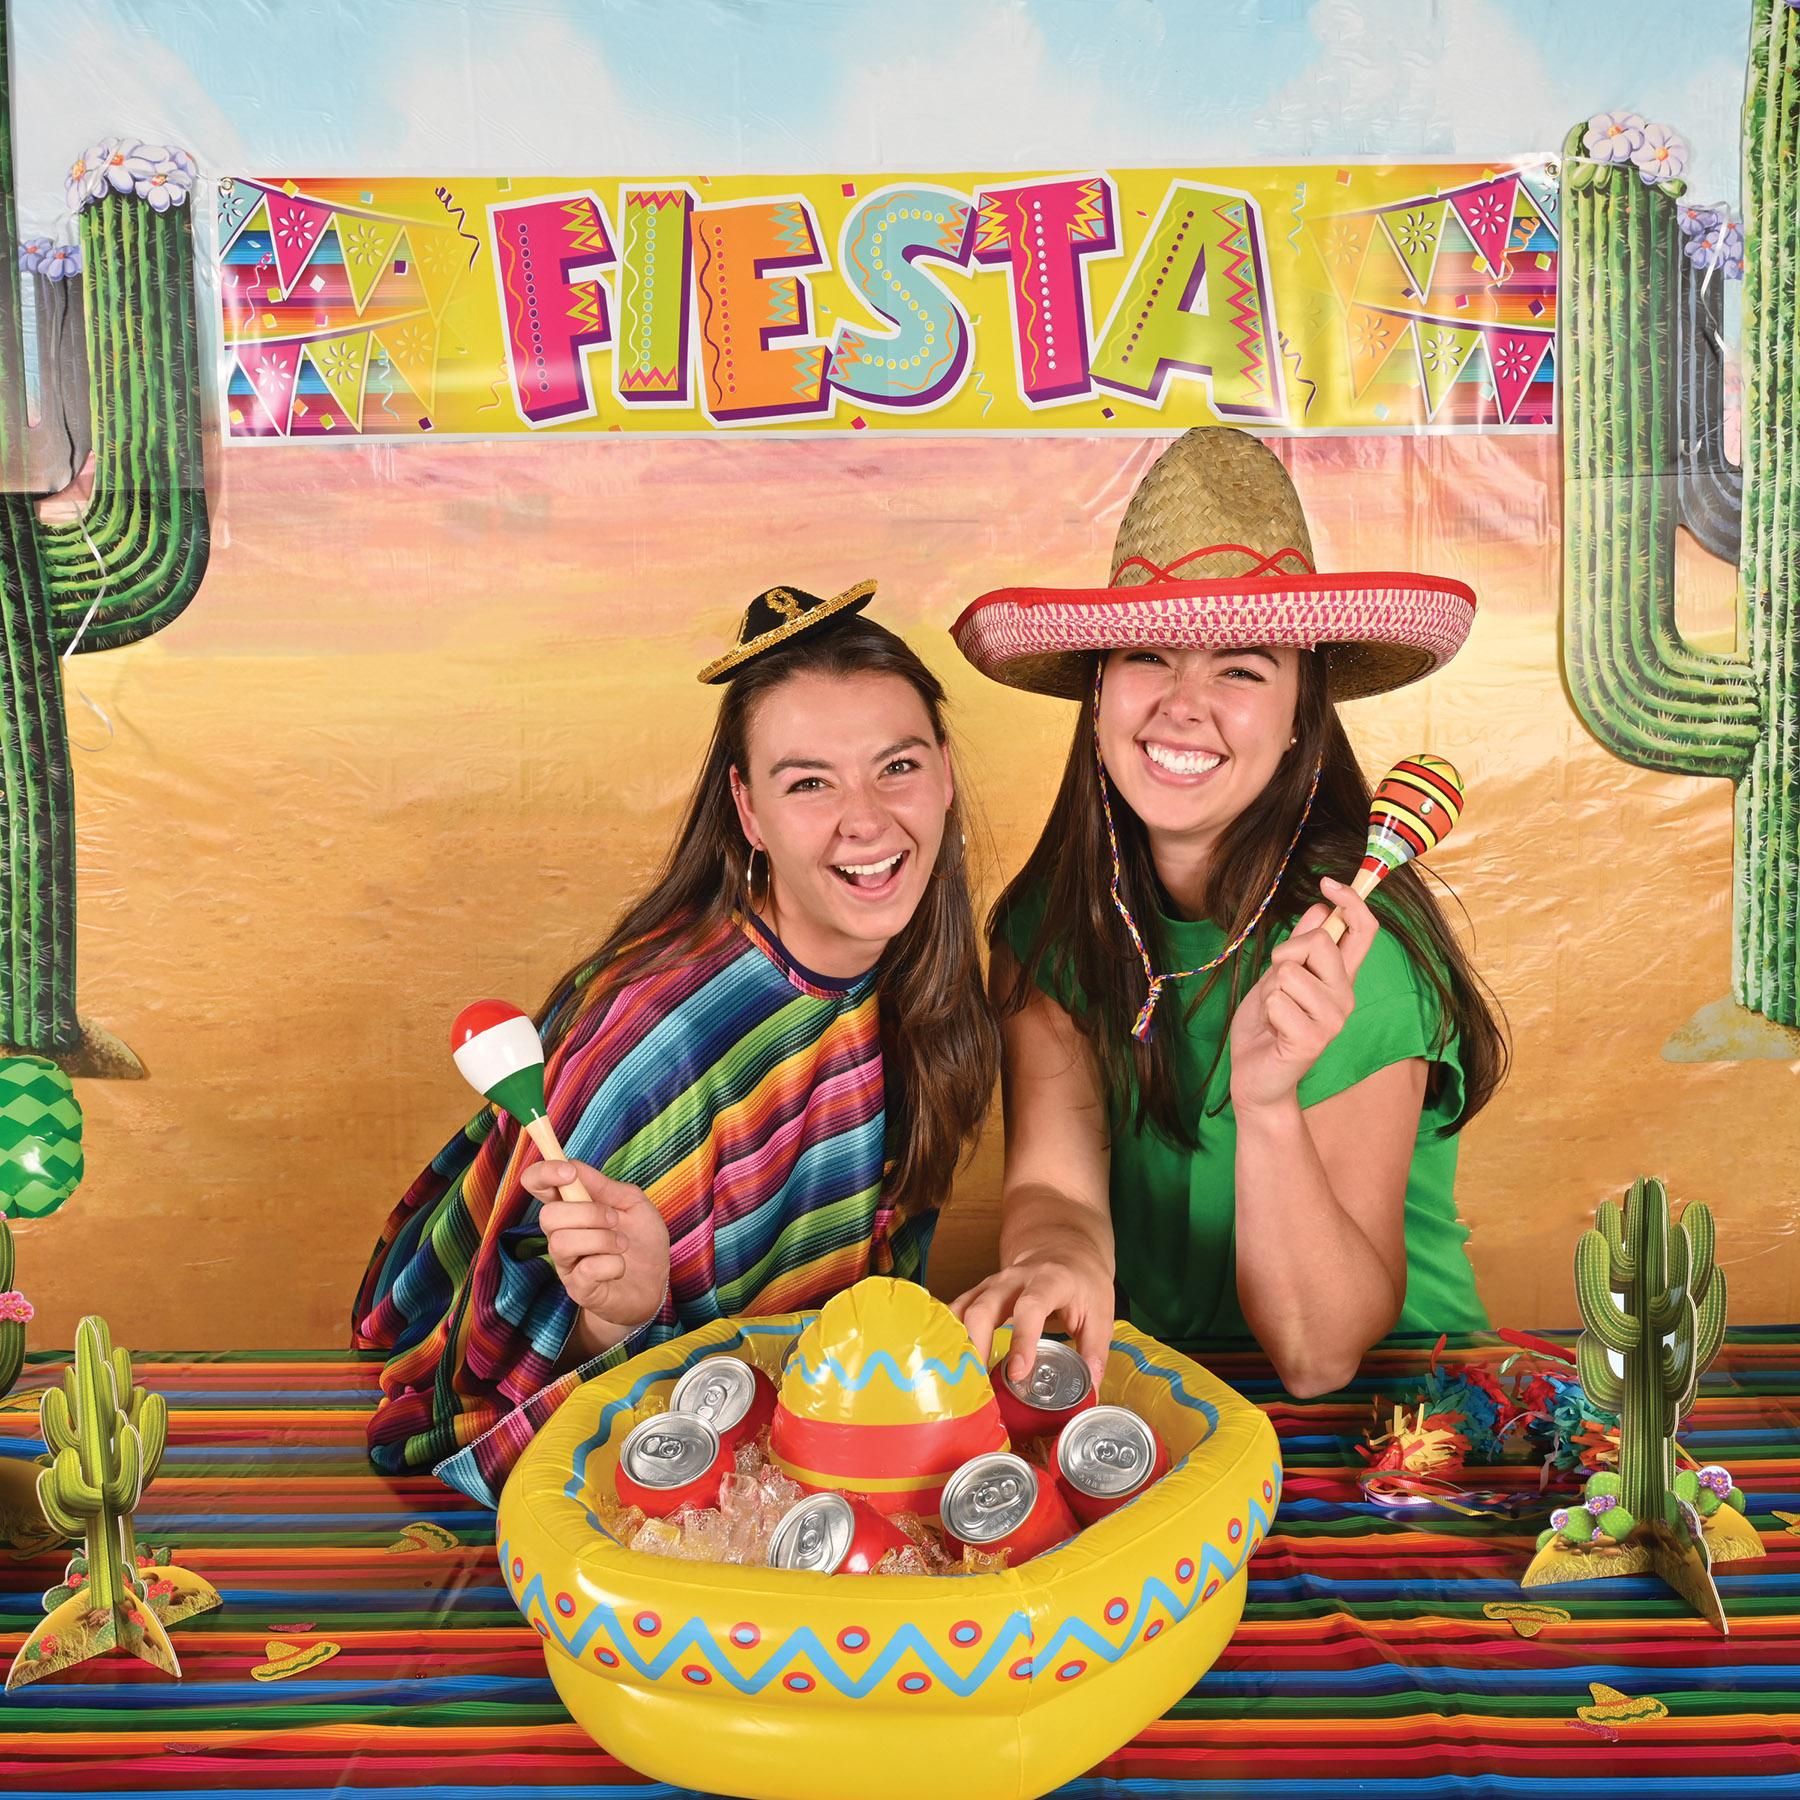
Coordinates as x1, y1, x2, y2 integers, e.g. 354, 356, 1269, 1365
998, 889, 1489, 1342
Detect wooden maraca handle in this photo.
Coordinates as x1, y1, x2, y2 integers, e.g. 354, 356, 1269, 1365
522, 1115, 595, 1208
1321, 866, 1383, 944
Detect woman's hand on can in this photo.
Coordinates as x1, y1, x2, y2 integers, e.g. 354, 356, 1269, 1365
951, 1256, 1114, 1394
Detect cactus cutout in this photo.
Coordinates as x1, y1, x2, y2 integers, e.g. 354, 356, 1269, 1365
0, 1208, 49, 1545
1560, 5, 1800, 1050
0, 7, 210, 1074
5, 1315, 219, 1690
1521, 1178, 1764, 1629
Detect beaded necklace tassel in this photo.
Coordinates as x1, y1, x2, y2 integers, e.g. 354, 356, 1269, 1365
1092, 661, 1321, 1042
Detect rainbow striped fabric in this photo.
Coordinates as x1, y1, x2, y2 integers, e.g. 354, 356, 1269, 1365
1, 1332, 1794, 1792
353, 914, 923, 1507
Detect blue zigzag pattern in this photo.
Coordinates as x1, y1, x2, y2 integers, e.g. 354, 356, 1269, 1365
780, 1347, 988, 1391
502, 1456, 1279, 1699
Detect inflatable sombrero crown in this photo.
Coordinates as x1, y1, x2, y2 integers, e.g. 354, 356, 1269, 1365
769, 1278, 1007, 1518
952, 427, 1476, 702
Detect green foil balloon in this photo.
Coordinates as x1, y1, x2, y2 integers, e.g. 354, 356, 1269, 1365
0, 1055, 83, 1219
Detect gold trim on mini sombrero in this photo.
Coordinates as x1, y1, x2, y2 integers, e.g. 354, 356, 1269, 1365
698, 579, 878, 683
951, 429, 1475, 702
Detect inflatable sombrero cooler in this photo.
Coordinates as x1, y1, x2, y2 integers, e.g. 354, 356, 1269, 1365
497, 1280, 1281, 1800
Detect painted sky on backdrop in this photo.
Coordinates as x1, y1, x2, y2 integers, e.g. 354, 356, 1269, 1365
5, 0, 1755, 242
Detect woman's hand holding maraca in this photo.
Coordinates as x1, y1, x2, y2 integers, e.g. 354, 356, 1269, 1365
1229, 876, 1378, 1114
520, 1159, 671, 1350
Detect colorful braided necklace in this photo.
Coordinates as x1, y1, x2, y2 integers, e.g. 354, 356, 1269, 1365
1092, 660, 1322, 1040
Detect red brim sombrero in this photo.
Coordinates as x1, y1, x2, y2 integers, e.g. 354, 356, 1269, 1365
951, 430, 1475, 702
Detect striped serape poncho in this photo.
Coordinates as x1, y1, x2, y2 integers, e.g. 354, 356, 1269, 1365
353, 912, 930, 1506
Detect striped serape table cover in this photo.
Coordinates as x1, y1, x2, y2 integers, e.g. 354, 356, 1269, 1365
0, 1332, 1795, 1796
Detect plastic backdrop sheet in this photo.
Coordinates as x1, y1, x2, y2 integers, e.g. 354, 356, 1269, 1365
0, 0, 1789, 1355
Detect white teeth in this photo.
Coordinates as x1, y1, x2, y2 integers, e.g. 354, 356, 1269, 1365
1144, 743, 1222, 776
835, 854, 903, 876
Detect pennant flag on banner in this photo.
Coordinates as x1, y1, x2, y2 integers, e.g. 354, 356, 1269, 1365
1449, 176, 1518, 277
373, 316, 440, 413
338, 215, 405, 314
304, 331, 370, 431
413, 227, 465, 321
1346, 305, 1407, 397
218, 178, 263, 252
235, 341, 302, 434
1313, 212, 1380, 309
264, 190, 334, 295
1481, 328, 1553, 422
1412, 320, 1482, 417
1379, 199, 1449, 302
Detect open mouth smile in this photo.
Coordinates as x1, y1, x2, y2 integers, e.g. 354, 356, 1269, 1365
830, 850, 908, 897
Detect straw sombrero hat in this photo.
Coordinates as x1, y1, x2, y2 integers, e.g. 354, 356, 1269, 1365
951, 429, 1474, 701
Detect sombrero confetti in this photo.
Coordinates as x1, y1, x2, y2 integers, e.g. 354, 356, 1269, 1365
951, 428, 1475, 702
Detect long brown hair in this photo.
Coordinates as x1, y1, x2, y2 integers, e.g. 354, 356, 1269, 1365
534, 614, 998, 1217
995, 648, 1508, 1149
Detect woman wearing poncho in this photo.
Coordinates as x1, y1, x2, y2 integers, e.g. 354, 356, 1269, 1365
355, 586, 997, 1505
951, 430, 1507, 1399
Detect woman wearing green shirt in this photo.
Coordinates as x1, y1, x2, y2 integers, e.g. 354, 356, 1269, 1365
949, 428, 1507, 1398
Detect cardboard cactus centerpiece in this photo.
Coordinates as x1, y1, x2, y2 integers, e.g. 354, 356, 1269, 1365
1521, 1177, 1764, 1630
6, 1316, 220, 1690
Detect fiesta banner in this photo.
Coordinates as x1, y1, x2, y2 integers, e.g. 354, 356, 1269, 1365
219, 160, 1561, 442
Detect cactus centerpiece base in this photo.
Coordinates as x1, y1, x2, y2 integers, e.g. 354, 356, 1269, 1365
1521, 1505, 1761, 1635
1662, 997, 1800, 1064
9, 1584, 180, 1687
0, 1018, 147, 1082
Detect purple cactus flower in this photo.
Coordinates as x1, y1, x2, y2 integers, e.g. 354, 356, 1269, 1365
1549, 1507, 1571, 1532
1587, 1492, 1618, 1515
135, 155, 192, 213
41, 242, 81, 282
1696, 1464, 1733, 1497
1677, 203, 1722, 238
16, 235, 50, 274
1583, 111, 1646, 163
1633, 123, 1691, 185
64, 143, 107, 212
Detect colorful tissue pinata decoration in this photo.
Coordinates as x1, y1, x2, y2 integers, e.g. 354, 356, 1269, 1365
1356, 1333, 1620, 1516
769, 1278, 1009, 1519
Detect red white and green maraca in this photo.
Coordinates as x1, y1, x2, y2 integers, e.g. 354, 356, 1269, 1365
451, 1001, 587, 1204
1323, 754, 1466, 943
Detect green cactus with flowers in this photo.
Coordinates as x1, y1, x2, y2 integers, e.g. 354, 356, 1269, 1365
1560, 2, 1800, 1048
0, 3, 210, 1074
1522, 1178, 1763, 1625
5, 1314, 219, 1690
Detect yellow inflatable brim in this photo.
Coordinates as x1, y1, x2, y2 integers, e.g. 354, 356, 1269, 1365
498, 1315, 1280, 1800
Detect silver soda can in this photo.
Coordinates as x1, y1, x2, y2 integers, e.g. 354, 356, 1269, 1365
939, 1451, 1078, 1562
767, 1491, 909, 1575
669, 1354, 777, 1453
614, 1412, 726, 1517
992, 1338, 1097, 1440
1054, 1405, 1170, 1524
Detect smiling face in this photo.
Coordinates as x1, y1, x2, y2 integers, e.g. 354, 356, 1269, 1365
1095, 644, 1301, 870
731, 668, 952, 978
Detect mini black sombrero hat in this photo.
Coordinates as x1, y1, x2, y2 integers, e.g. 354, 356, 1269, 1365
697, 579, 878, 683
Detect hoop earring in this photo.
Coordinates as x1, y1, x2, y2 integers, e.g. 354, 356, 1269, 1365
744, 846, 767, 902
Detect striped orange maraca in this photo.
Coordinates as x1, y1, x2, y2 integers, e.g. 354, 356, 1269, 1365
1323, 755, 1465, 943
